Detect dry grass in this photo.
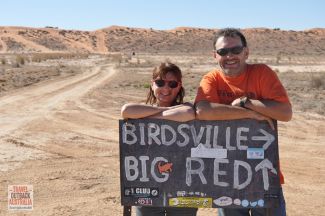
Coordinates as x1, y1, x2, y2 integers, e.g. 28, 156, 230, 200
30, 52, 90, 62
0, 53, 93, 95
278, 71, 325, 115
310, 74, 325, 89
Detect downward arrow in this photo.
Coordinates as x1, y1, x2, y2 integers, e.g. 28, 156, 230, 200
255, 159, 277, 190
251, 129, 275, 150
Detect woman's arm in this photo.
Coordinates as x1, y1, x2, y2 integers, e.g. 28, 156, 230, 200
149, 103, 195, 122
121, 103, 168, 119
121, 103, 195, 122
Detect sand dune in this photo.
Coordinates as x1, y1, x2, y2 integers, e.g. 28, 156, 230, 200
0, 26, 324, 57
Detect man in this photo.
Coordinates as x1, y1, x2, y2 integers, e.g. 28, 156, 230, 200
195, 28, 292, 216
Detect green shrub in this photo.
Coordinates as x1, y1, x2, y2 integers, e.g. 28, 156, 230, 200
143, 83, 150, 88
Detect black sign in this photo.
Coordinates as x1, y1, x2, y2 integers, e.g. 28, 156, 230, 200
119, 119, 281, 208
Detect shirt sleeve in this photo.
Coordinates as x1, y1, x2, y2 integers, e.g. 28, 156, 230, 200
259, 65, 291, 104
195, 71, 220, 104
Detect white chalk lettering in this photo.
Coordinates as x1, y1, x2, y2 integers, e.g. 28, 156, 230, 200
190, 125, 205, 147
226, 127, 236, 150
125, 156, 139, 181
124, 156, 170, 183
233, 160, 252, 190
139, 123, 146, 145
139, 156, 149, 182
214, 158, 229, 187
123, 124, 137, 145
122, 122, 272, 150
252, 129, 275, 150
177, 124, 190, 147
186, 157, 207, 186
203, 125, 213, 148
161, 124, 177, 146
148, 123, 161, 145
255, 159, 277, 190
151, 157, 169, 182
236, 127, 249, 150
125, 156, 274, 191
212, 126, 223, 149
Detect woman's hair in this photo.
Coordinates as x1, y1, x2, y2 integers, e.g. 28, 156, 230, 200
146, 62, 185, 106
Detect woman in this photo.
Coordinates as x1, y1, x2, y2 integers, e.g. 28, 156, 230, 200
121, 62, 197, 216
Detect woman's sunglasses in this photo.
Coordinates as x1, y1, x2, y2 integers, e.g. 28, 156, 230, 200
215, 46, 244, 56
154, 79, 180, 88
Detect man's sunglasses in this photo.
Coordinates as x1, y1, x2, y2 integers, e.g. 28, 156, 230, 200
154, 79, 180, 88
215, 46, 244, 56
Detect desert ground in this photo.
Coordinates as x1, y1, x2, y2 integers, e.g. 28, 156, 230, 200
0, 52, 324, 216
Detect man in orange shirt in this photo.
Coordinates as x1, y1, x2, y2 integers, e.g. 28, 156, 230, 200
195, 28, 292, 216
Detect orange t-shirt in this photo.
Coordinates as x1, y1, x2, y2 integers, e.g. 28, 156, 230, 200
195, 64, 290, 104
195, 64, 290, 184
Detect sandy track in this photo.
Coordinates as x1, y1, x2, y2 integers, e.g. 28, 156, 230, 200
0, 63, 116, 137
0, 61, 122, 215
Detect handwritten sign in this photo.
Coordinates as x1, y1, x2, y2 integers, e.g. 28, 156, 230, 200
119, 119, 281, 208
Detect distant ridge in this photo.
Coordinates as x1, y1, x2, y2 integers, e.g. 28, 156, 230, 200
0, 26, 324, 56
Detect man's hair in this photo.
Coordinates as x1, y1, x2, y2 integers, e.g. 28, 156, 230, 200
213, 28, 247, 49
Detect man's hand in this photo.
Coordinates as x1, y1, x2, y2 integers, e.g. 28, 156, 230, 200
232, 96, 250, 108
231, 98, 274, 130
231, 98, 242, 107
247, 110, 275, 130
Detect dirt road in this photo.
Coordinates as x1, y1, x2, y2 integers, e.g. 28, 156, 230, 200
0, 59, 122, 215
0, 58, 324, 216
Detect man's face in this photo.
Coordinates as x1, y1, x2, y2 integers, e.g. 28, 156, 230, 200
214, 36, 249, 77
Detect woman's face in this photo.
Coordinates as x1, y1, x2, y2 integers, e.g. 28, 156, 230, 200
151, 72, 181, 107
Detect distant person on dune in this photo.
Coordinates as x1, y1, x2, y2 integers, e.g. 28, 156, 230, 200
195, 28, 292, 216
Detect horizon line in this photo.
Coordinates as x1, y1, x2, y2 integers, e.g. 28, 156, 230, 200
0, 25, 323, 32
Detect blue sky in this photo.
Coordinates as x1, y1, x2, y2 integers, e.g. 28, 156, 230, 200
1, 0, 324, 31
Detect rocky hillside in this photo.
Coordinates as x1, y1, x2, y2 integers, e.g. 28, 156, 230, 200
0, 26, 324, 56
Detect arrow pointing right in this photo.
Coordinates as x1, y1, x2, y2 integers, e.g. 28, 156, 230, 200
251, 129, 275, 150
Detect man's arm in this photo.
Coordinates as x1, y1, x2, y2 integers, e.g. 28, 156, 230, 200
232, 98, 292, 122
196, 100, 252, 120
195, 100, 275, 129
